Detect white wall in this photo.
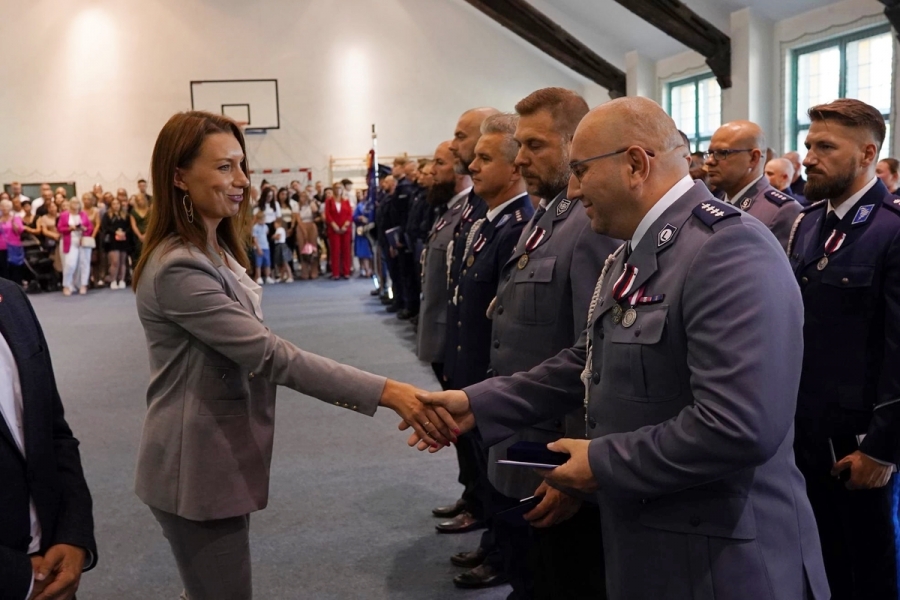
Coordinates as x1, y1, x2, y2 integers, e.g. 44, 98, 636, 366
0, 0, 609, 195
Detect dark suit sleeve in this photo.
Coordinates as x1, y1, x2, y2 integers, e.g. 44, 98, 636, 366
860, 226, 900, 464
20, 287, 98, 570
587, 223, 803, 497
570, 225, 617, 339
466, 332, 588, 447
0, 546, 33, 600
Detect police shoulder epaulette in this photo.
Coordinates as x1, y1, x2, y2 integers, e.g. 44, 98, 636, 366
800, 199, 826, 214
883, 195, 900, 217
764, 189, 793, 207
692, 200, 741, 228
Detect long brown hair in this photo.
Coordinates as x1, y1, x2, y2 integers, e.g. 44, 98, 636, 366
132, 111, 251, 289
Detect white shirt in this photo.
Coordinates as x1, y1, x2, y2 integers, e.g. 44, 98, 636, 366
221, 253, 263, 321
486, 193, 528, 223
0, 333, 43, 559
448, 186, 472, 211
31, 198, 44, 211
631, 175, 695, 252
724, 174, 765, 206
828, 176, 878, 220
334, 200, 343, 214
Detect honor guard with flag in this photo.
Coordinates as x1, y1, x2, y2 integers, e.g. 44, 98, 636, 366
787, 98, 900, 600
705, 120, 803, 249
412, 97, 829, 600
479, 88, 617, 599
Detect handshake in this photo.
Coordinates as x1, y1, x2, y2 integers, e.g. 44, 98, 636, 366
377, 380, 598, 495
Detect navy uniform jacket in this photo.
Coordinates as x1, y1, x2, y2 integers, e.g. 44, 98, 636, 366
728, 176, 803, 250
445, 194, 533, 389
788, 179, 900, 464
386, 176, 416, 248
465, 181, 829, 600
487, 190, 618, 498
0, 280, 98, 600
441, 192, 487, 385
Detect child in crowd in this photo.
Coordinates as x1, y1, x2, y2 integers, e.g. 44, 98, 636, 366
271, 217, 293, 283
251, 211, 274, 285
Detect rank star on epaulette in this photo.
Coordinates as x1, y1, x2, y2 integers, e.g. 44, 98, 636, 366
514, 210, 524, 222
692, 199, 741, 227
702, 203, 726, 217
764, 189, 792, 207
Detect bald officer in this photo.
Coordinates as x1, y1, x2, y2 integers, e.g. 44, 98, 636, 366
414, 97, 829, 600
705, 121, 803, 249
765, 158, 795, 194
487, 87, 616, 598
416, 141, 472, 388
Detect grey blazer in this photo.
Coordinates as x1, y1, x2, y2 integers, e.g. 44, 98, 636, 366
134, 239, 385, 521
416, 197, 466, 364
730, 176, 803, 250
465, 183, 829, 600
487, 192, 617, 498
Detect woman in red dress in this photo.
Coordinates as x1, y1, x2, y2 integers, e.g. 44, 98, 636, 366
324, 184, 353, 279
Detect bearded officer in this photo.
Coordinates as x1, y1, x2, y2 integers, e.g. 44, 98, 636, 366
445, 113, 533, 590
481, 87, 616, 599
788, 98, 900, 600
413, 97, 829, 600
433, 107, 498, 535
705, 120, 803, 249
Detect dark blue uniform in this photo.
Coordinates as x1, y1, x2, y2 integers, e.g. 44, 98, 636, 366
788, 178, 900, 600
391, 177, 420, 316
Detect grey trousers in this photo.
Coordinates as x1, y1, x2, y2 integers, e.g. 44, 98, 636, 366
150, 507, 252, 600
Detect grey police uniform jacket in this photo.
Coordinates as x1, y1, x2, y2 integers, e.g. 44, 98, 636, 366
134, 239, 385, 521
464, 182, 829, 600
416, 197, 466, 364
487, 191, 617, 499
729, 176, 803, 250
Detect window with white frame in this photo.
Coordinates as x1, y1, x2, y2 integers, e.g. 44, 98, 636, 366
667, 73, 721, 153
790, 24, 893, 158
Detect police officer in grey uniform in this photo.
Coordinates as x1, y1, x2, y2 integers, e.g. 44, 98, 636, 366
416, 140, 472, 388
414, 98, 830, 600
705, 121, 803, 250
486, 88, 616, 599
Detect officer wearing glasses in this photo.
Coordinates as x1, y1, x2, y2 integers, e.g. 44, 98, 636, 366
705, 121, 803, 249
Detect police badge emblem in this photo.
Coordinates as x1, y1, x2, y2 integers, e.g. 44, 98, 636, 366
740, 197, 752, 211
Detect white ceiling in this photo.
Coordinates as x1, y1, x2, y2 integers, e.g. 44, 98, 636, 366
526, 0, 839, 67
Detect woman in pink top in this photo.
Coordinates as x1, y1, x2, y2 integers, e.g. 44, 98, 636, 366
0, 199, 25, 283
57, 196, 95, 296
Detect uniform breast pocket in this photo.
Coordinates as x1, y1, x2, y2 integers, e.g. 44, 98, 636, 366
198, 365, 249, 416
510, 256, 556, 325
820, 265, 876, 317
607, 305, 681, 403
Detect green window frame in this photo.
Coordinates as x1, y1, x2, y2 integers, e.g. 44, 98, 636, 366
789, 24, 892, 156
666, 73, 721, 153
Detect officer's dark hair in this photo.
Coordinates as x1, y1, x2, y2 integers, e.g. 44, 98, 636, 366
808, 99, 886, 150
880, 157, 899, 176
515, 87, 589, 141
340, 178, 353, 186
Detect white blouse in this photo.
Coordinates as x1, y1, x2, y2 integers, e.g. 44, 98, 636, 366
220, 252, 263, 320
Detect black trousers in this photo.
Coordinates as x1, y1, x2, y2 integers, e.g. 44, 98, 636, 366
794, 426, 899, 600
397, 250, 419, 315
382, 245, 403, 308
455, 430, 486, 521
532, 503, 607, 599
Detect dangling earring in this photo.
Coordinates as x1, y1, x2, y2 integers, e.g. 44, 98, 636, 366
183, 193, 194, 223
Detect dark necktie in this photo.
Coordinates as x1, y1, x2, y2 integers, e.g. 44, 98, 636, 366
819, 211, 840, 246
532, 205, 547, 224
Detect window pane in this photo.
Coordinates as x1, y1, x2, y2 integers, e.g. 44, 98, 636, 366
846, 32, 893, 115
697, 77, 721, 138
796, 46, 840, 125
796, 127, 809, 163
882, 121, 892, 161
670, 82, 697, 138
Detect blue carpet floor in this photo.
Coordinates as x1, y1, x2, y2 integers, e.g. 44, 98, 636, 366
29, 278, 509, 599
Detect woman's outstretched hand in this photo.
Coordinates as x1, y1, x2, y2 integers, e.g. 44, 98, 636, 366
400, 390, 476, 452
379, 380, 459, 449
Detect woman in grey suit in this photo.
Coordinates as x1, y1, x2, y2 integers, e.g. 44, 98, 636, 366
131, 111, 456, 600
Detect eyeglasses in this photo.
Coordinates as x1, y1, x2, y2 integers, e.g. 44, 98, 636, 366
703, 148, 754, 161
569, 147, 656, 179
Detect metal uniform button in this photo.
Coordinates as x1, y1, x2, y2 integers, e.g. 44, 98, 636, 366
493, 340, 500, 349
801, 276, 808, 284
248, 372, 255, 380
497, 307, 503, 315
457, 321, 462, 327
592, 372, 600, 385
457, 345, 461, 352
588, 418, 597, 429
689, 516, 701, 527
841, 277, 849, 285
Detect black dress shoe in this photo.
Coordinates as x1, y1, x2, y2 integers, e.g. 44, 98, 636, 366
397, 309, 412, 320
450, 548, 486, 568
386, 303, 400, 313
453, 564, 508, 589
432, 498, 467, 518
435, 511, 485, 534
380, 295, 392, 305
369, 289, 381, 296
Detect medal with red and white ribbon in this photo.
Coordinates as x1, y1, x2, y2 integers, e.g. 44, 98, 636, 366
525, 226, 546, 252
817, 229, 846, 271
